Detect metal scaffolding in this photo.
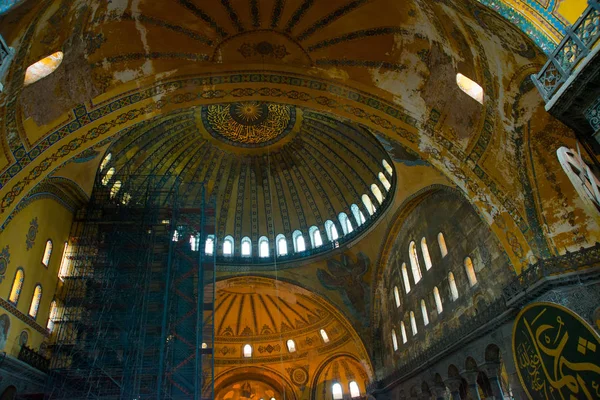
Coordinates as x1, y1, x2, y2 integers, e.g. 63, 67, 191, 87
46, 175, 216, 399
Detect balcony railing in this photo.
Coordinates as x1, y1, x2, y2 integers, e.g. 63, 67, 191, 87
18, 345, 50, 373
532, 0, 600, 103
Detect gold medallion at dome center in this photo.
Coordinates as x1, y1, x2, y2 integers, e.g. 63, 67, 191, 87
203, 102, 294, 147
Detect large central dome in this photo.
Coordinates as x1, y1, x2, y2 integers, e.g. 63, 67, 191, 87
99, 103, 395, 265
202, 102, 296, 147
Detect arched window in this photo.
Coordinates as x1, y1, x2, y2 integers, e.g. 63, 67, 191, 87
391, 329, 398, 351
393, 286, 401, 308
349, 381, 361, 398
258, 236, 269, 258
110, 180, 121, 199
338, 212, 353, 235
9, 268, 24, 304
205, 235, 215, 256
276, 234, 288, 256
332, 383, 343, 400
241, 237, 252, 257
29, 285, 42, 319
371, 184, 384, 204
243, 344, 252, 358
172, 230, 179, 242
47, 300, 58, 332
410, 311, 417, 336
42, 240, 53, 267
309, 226, 323, 248
102, 167, 115, 186
449, 272, 459, 301
351, 204, 365, 226
292, 230, 306, 253
421, 238, 432, 270
400, 321, 408, 344
121, 192, 132, 205
324, 220, 339, 242
223, 235, 234, 256
438, 232, 448, 257
362, 194, 376, 215
465, 257, 477, 286
100, 153, 111, 172
382, 159, 393, 176
286, 339, 296, 353
433, 286, 443, 314
378, 172, 391, 191
456, 73, 484, 104
401, 263, 411, 293
421, 299, 429, 326
409, 241, 422, 283
320, 329, 329, 343
190, 234, 199, 251
58, 241, 70, 280
24, 51, 64, 86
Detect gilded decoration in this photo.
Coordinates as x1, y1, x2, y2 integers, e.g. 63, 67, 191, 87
201, 102, 296, 147
25, 217, 38, 250
513, 302, 600, 399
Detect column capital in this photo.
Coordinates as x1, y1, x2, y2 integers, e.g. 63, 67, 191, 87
461, 370, 479, 385
444, 378, 462, 393
482, 361, 502, 378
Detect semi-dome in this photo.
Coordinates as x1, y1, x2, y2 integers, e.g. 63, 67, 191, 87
99, 102, 395, 264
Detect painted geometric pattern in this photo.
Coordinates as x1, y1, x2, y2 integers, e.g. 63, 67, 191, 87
25, 217, 38, 250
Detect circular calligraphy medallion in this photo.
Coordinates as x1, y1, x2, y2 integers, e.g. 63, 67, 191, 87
512, 302, 600, 400
291, 367, 309, 386
201, 102, 296, 148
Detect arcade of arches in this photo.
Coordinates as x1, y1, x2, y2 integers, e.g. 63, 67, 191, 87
0, 0, 599, 399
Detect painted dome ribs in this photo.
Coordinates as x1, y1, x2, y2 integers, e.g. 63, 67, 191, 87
270, 0, 285, 28
257, 294, 278, 333
233, 161, 250, 239
275, 152, 308, 231
296, 0, 373, 42
250, 0, 260, 28
216, 158, 239, 239
278, 297, 310, 326
177, 0, 229, 38
268, 158, 293, 237
306, 26, 410, 52
217, 293, 239, 335
292, 145, 337, 217
284, 0, 315, 33
220, 0, 245, 33
235, 294, 246, 335
265, 294, 295, 329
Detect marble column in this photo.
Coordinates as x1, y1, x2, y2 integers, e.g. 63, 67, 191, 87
482, 362, 504, 399
431, 385, 448, 400
461, 371, 481, 400
444, 378, 462, 400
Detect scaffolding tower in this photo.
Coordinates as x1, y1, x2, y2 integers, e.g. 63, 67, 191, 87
47, 175, 216, 399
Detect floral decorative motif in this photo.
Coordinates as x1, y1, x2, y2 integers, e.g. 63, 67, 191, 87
0, 245, 10, 283
25, 217, 38, 250
238, 41, 289, 59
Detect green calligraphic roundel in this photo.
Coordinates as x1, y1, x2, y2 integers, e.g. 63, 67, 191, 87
512, 302, 600, 400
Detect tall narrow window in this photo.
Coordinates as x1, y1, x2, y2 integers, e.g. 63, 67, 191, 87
205, 235, 215, 256
332, 383, 343, 400
102, 167, 115, 186
362, 194, 376, 215
378, 172, 391, 191
42, 240, 53, 267
258, 236, 269, 258
9, 268, 24, 304
421, 238, 432, 270
393, 286, 401, 308
456, 73, 484, 104
401, 263, 411, 293
433, 287, 443, 314
421, 299, 429, 326
24, 51, 64, 86
110, 180, 121, 199
172, 230, 179, 242
190, 235, 199, 251
324, 220, 338, 242
391, 329, 398, 351
438, 232, 448, 258
121, 192, 132, 205
338, 213, 353, 234
100, 153, 111, 171
223, 235, 234, 256
410, 311, 417, 336
47, 300, 58, 332
465, 257, 477, 286
29, 285, 42, 319
276, 234, 288, 256
58, 241, 70, 279
449, 272, 459, 301
371, 184, 384, 204
309, 226, 323, 248
292, 230, 306, 253
400, 321, 408, 343
382, 159, 393, 176
241, 237, 252, 257
349, 381, 361, 398
320, 329, 329, 343
287, 339, 296, 353
243, 344, 252, 358
409, 241, 422, 283
351, 204, 366, 226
